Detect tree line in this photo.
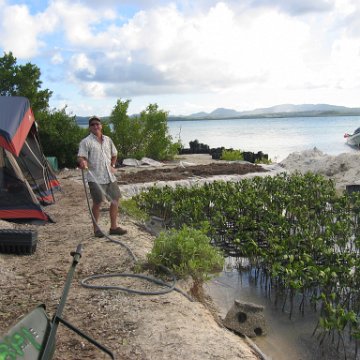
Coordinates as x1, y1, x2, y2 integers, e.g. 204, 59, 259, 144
0, 52, 180, 168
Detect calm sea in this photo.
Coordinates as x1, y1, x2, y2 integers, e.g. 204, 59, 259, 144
167, 115, 360, 162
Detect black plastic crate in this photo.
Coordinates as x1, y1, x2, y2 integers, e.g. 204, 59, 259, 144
346, 185, 360, 194
0, 229, 38, 255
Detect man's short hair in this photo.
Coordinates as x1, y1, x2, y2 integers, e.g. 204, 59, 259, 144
89, 116, 101, 125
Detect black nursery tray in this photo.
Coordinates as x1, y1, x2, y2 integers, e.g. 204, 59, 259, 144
346, 184, 360, 194
0, 229, 38, 255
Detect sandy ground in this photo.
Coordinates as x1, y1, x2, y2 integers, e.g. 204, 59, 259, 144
0, 154, 262, 360
1, 149, 359, 359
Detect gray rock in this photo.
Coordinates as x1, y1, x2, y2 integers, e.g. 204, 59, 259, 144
223, 300, 267, 337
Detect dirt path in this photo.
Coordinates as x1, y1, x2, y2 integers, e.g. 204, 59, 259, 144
0, 155, 262, 360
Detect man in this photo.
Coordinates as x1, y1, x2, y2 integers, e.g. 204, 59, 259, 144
77, 116, 127, 237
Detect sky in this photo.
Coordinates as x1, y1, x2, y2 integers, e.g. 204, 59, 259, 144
0, 0, 360, 117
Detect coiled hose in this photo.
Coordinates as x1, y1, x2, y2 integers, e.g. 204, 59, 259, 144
79, 169, 192, 301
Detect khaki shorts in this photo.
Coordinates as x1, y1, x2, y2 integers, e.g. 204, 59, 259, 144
88, 182, 121, 204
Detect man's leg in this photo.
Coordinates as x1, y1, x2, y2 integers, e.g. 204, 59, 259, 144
109, 199, 127, 235
92, 202, 102, 231
107, 182, 127, 235
109, 199, 119, 230
88, 182, 104, 233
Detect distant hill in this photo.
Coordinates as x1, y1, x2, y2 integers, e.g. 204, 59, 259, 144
76, 116, 110, 126
209, 108, 241, 118
188, 111, 209, 119
167, 104, 360, 121
75, 104, 360, 125
239, 104, 354, 116
76, 116, 89, 126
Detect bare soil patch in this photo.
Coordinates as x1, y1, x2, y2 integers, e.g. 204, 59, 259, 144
118, 162, 267, 184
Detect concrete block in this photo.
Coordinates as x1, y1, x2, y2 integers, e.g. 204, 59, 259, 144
223, 300, 267, 337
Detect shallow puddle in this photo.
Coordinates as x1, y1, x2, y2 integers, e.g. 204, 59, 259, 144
205, 258, 349, 360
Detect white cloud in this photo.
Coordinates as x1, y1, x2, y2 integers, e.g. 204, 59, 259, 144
63, 3, 313, 96
80, 82, 107, 97
51, 52, 64, 64
0, 4, 41, 57
1, 0, 360, 116
247, 0, 335, 15
46, 0, 119, 48
328, 37, 360, 88
70, 53, 96, 77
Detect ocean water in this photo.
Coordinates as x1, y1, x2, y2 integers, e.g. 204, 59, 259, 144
167, 116, 360, 162
207, 266, 340, 360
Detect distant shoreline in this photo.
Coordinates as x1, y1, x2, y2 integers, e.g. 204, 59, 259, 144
75, 103, 360, 124
167, 111, 360, 121
76, 111, 360, 125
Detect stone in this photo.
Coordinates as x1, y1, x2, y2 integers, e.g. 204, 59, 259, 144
144, 216, 165, 236
223, 300, 267, 337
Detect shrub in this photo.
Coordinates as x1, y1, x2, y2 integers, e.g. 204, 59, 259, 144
255, 157, 272, 164
147, 225, 224, 284
120, 198, 148, 221
220, 149, 244, 161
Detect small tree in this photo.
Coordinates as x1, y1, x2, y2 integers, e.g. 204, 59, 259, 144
109, 99, 144, 160
0, 52, 52, 114
110, 99, 180, 161
139, 103, 180, 160
147, 225, 224, 297
37, 108, 87, 168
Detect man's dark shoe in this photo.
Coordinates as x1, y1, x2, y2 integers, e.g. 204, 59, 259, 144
94, 229, 105, 238
109, 227, 127, 235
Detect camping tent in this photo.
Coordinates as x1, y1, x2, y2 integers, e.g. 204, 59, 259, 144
0, 96, 60, 223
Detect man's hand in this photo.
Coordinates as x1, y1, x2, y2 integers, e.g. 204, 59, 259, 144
78, 159, 88, 170
110, 164, 116, 174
